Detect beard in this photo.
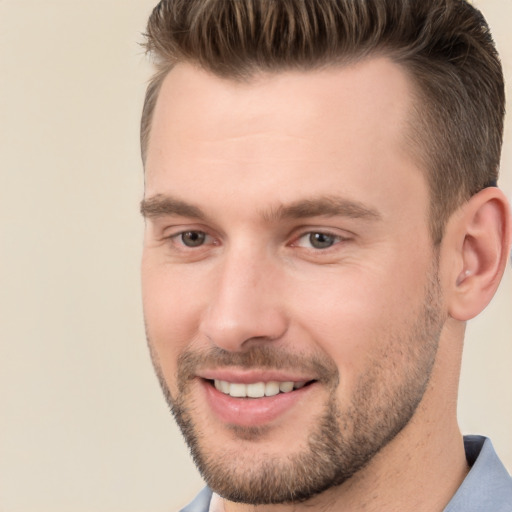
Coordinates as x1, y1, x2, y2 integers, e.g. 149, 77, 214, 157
147, 265, 444, 505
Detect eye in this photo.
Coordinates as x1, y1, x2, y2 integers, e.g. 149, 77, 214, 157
179, 230, 207, 247
295, 231, 342, 250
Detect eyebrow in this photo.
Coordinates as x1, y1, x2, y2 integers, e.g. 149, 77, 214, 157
263, 196, 381, 222
140, 195, 206, 220
140, 194, 381, 223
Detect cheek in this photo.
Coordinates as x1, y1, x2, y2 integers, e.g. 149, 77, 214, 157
141, 258, 204, 382
288, 260, 427, 383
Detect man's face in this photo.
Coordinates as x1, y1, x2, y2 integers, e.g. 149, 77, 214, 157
141, 58, 445, 504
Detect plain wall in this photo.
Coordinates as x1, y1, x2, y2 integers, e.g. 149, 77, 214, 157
0, 1, 510, 511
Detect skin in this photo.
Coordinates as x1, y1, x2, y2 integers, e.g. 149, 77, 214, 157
141, 57, 511, 511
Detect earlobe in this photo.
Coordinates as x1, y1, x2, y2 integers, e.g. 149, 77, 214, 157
447, 187, 511, 321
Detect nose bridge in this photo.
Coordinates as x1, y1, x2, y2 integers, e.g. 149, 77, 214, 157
200, 242, 287, 351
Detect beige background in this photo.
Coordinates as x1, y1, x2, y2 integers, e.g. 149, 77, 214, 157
0, 1, 510, 511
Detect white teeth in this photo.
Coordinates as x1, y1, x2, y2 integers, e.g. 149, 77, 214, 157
213, 379, 308, 398
247, 382, 265, 398
228, 383, 247, 398
220, 380, 230, 394
279, 381, 294, 393
265, 381, 280, 397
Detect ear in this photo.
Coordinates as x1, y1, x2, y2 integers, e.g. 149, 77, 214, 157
445, 187, 511, 321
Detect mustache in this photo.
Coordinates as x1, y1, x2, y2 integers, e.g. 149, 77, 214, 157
176, 345, 339, 390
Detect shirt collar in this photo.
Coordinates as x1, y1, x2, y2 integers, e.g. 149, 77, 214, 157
443, 435, 512, 511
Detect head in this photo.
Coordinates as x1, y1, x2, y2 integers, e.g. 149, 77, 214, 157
140, 0, 510, 506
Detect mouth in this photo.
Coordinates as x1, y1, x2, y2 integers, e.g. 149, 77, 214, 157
210, 379, 311, 398
200, 377, 318, 427
194, 368, 320, 427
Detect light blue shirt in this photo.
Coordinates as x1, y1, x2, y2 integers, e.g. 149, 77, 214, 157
180, 436, 512, 511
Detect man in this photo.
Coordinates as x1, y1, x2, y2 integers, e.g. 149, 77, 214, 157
139, 0, 512, 510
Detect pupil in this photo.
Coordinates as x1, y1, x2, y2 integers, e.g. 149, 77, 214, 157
182, 231, 205, 247
310, 232, 334, 249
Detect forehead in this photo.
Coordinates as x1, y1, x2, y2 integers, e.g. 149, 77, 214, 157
144, 58, 428, 225
147, 57, 415, 167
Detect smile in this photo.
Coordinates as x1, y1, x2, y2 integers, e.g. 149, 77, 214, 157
201, 376, 318, 426
213, 379, 307, 398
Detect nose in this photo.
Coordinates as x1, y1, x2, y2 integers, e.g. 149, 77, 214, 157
199, 247, 288, 352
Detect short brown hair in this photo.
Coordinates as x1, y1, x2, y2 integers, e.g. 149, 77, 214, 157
141, 0, 505, 243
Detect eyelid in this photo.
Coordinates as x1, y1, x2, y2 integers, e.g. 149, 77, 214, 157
159, 221, 210, 238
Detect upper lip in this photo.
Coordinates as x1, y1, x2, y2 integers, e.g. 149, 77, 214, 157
197, 369, 316, 384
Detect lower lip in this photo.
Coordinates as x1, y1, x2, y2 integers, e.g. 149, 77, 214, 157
200, 380, 316, 427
